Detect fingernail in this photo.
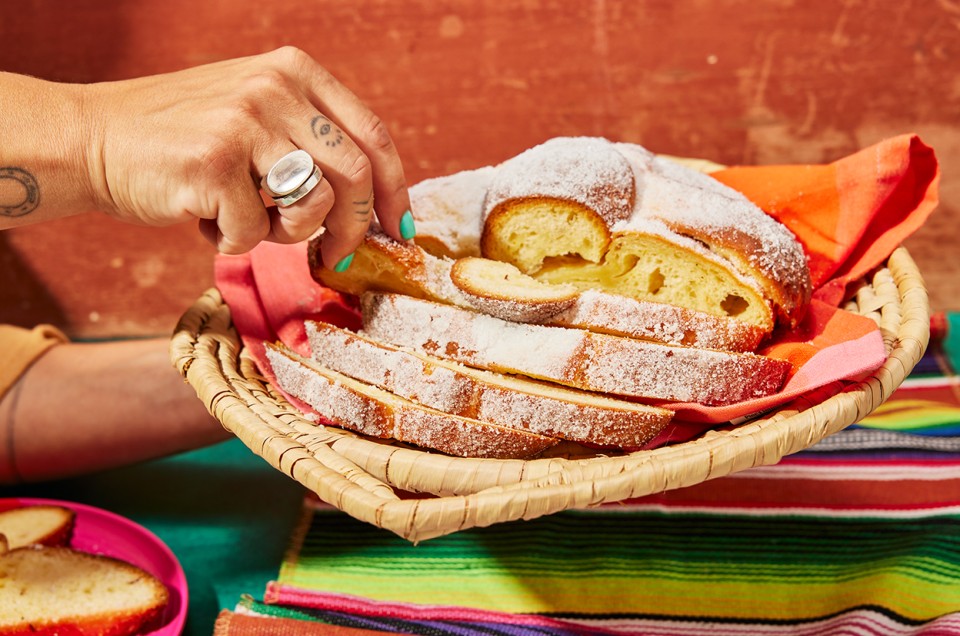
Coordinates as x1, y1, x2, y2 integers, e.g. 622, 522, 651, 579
334, 253, 354, 273
399, 210, 417, 240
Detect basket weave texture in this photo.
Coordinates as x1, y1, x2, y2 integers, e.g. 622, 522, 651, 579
171, 247, 929, 542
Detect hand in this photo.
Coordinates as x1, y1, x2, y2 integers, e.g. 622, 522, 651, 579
83, 47, 413, 266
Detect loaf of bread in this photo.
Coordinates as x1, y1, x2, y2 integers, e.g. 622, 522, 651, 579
288, 137, 810, 458
312, 230, 767, 352
0, 505, 74, 551
482, 137, 812, 330
0, 545, 168, 636
360, 292, 792, 406
265, 343, 560, 459
303, 320, 673, 448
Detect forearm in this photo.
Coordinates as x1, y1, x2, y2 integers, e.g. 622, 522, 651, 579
0, 337, 231, 483
0, 72, 102, 228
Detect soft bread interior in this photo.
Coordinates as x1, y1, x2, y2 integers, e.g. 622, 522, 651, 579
311, 236, 440, 300
534, 232, 773, 330
481, 199, 610, 273
452, 257, 577, 303
0, 546, 168, 631
0, 506, 74, 550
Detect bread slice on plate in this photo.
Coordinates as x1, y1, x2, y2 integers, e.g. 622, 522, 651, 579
0, 545, 168, 636
0, 505, 75, 550
264, 343, 559, 459
304, 320, 673, 448
360, 292, 792, 406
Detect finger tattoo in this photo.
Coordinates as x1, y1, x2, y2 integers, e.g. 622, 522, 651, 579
0, 167, 40, 218
310, 115, 344, 147
353, 190, 374, 222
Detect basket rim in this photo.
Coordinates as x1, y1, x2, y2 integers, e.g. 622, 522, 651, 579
171, 247, 930, 542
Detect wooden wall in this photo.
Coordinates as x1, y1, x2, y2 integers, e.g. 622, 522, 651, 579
1, 0, 957, 339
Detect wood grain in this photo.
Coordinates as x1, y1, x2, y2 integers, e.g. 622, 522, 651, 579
1, 0, 956, 338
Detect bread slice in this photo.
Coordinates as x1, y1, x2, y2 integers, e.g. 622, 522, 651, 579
360, 292, 792, 406
450, 257, 579, 323
0, 545, 168, 636
304, 320, 673, 448
0, 505, 75, 551
264, 343, 559, 459
312, 231, 766, 352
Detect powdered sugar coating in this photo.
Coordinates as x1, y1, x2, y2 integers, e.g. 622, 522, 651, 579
305, 320, 672, 448
548, 289, 766, 352
618, 145, 812, 322
409, 165, 494, 257
265, 343, 558, 459
306, 321, 474, 413
266, 345, 390, 439
360, 293, 791, 406
484, 137, 635, 227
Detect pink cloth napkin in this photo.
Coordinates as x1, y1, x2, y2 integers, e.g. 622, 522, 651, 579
215, 134, 939, 442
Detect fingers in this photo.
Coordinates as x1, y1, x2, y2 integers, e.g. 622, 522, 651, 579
288, 50, 413, 244
256, 143, 335, 245
173, 47, 412, 261
287, 115, 375, 269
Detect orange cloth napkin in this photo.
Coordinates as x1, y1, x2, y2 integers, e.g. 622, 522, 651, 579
215, 134, 939, 437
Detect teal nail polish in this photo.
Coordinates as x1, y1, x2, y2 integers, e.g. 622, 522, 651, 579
399, 210, 417, 240
334, 253, 354, 273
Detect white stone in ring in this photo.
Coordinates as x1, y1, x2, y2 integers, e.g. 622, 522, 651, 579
264, 149, 315, 196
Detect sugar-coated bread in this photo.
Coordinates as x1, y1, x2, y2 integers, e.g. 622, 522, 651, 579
480, 137, 812, 330
481, 137, 636, 273
408, 165, 494, 259
360, 292, 792, 406
265, 343, 559, 459
399, 136, 811, 330
304, 320, 673, 448
0, 545, 168, 636
0, 506, 75, 551
450, 257, 579, 323
312, 231, 766, 352
616, 143, 811, 326
310, 229, 466, 305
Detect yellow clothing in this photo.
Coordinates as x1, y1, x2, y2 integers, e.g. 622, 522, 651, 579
0, 324, 68, 401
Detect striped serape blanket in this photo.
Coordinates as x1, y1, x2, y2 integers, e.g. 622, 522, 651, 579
221, 313, 960, 635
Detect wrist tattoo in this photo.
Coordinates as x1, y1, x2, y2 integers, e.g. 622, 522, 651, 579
0, 167, 40, 218
310, 115, 344, 147
353, 190, 373, 222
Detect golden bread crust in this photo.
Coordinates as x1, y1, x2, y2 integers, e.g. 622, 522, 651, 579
0, 545, 168, 636
303, 320, 673, 448
360, 292, 792, 406
265, 343, 559, 459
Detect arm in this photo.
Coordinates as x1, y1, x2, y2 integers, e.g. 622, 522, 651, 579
0, 47, 414, 265
0, 338, 230, 484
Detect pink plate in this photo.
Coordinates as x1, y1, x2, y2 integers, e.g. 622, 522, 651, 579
0, 497, 188, 635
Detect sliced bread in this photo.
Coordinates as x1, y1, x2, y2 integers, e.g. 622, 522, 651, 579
360, 292, 792, 406
304, 320, 673, 448
0, 505, 75, 550
312, 231, 766, 352
0, 545, 168, 636
264, 343, 559, 459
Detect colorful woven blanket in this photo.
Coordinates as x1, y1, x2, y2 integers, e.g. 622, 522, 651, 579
215, 313, 960, 635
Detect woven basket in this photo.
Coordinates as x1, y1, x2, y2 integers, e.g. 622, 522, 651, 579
171, 247, 929, 542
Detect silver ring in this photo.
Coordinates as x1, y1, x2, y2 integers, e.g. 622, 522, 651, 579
262, 149, 323, 207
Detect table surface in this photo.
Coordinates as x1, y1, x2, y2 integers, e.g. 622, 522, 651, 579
0, 438, 305, 635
